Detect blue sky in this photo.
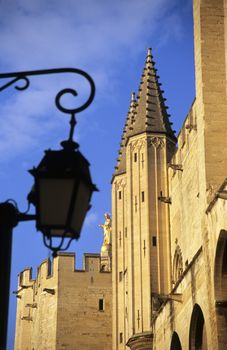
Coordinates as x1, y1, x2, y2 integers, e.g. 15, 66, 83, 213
0, 0, 194, 348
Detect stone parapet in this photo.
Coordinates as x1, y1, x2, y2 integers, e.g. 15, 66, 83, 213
14, 252, 112, 350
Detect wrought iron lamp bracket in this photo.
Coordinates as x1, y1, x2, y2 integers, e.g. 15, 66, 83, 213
0, 68, 96, 349
0, 68, 95, 143
0, 201, 36, 228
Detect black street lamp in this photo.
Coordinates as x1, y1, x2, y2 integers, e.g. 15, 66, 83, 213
0, 68, 97, 350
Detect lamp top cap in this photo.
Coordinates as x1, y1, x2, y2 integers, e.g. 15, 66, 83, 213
29, 146, 98, 191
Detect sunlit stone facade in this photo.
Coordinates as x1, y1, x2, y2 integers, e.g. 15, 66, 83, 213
112, 0, 227, 349
14, 253, 112, 350
15, 1, 227, 349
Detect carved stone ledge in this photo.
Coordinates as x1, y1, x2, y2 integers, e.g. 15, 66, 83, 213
158, 195, 171, 204
26, 303, 37, 308
126, 332, 153, 350
216, 300, 227, 308
43, 288, 55, 295
168, 164, 183, 172
185, 124, 197, 131
21, 316, 33, 321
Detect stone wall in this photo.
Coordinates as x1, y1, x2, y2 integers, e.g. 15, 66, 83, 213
14, 253, 112, 350
14, 258, 58, 350
152, 1, 227, 348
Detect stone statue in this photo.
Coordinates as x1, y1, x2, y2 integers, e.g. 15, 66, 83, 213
99, 213, 112, 245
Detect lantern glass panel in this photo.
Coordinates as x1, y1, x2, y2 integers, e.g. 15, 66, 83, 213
71, 180, 91, 234
39, 178, 74, 227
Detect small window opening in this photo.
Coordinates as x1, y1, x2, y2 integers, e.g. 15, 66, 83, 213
19, 273, 23, 286
137, 310, 140, 329
141, 153, 144, 169
134, 153, 137, 162
141, 191, 145, 202
99, 298, 104, 311
47, 259, 52, 276
135, 196, 138, 212
119, 271, 123, 282
143, 240, 146, 257
120, 332, 123, 343
119, 231, 122, 247
119, 191, 122, 200
152, 236, 157, 246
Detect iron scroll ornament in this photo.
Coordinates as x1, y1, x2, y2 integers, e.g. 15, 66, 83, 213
0, 68, 96, 254
0, 68, 95, 115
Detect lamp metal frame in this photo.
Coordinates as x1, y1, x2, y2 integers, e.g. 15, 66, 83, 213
0, 67, 95, 350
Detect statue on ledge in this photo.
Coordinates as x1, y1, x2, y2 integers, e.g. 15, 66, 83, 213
99, 213, 112, 246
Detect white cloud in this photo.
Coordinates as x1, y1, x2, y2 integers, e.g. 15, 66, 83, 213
0, 0, 176, 69
84, 211, 98, 228
0, 0, 184, 161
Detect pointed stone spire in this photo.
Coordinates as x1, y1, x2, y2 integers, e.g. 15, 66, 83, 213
114, 92, 137, 175
127, 92, 137, 128
113, 48, 176, 177
128, 48, 176, 140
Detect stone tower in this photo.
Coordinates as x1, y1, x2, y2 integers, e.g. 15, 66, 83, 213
111, 49, 176, 350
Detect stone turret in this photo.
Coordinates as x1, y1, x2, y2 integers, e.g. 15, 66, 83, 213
112, 49, 176, 350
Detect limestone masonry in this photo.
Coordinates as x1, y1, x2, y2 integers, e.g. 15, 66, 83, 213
15, 0, 227, 349
14, 253, 112, 350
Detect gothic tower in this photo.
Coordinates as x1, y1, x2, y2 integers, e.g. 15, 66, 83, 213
112, 49, 176, 350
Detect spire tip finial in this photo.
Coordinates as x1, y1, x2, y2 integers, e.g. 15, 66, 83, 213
147, 48, 152, 56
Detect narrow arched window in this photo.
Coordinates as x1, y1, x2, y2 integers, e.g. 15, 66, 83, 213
170, 332, 182, 350
189, 304, 207, 350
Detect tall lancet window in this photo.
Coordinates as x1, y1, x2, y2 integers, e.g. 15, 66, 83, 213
173, 245, 183, 284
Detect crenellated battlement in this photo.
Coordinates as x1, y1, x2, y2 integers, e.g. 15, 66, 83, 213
17, 252, 111, 291
15, 251, 112, 350
18, 258, 54, 289
18, 267, 33, 288
177, 99, 197, 145
170, 99, 197, 170
15, 252, 111, 299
